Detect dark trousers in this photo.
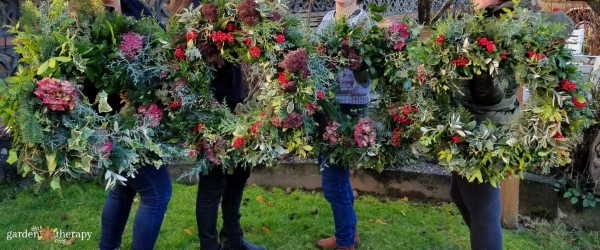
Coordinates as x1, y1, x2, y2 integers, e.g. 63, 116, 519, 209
196, 166, 251, 250
99, 165, 172, 250
450, 173, 503, 250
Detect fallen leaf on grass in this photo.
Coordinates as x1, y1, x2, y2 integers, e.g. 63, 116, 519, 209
184, 228, 193, 236
262, 225, 271, 233
256, 196, 265, 203
63, 237, 76, 245
268, 201, 273, 206
368, 219, 387, 225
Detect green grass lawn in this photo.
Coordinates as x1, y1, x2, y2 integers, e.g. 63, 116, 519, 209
0, 182, 599, 249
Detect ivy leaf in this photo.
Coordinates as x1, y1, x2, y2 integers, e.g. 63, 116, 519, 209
45, 151, 57, 173
50, 177, 61, 190
468, 169, 483, 183
7, 149, 17, 164
96, 91, 113, 113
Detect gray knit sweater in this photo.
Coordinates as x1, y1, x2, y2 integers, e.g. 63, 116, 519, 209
316, 9, 371, 105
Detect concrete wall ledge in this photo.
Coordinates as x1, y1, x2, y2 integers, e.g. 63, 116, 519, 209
168, 160, 600, 229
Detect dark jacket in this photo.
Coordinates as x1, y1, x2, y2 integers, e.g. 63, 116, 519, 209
211, 63, 246, 111
456, 1, 574, 124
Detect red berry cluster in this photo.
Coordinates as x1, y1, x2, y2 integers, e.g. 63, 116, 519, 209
435, 34, 445, 45
559, 78, 576, 91
452, 135, 461, 144
572, 97, 587, 108
175, 48, 186, 60
226, 22, 234, 32
209, 31, 234, 43
232, 137, 245, 149
390, 105, 418, 125
186, 30, 198, 42
553, 131, 564, 139
527, 50, 545, 60
278, 72, 289, 84
317, 90, 325, 100
476, 37, 496, 53
169, 99, 182, 109
500, 51, 509, 60
452, 55, 469, 67
191, 123, 204, 134
250, 46, 261, 58
274, 34, 285, 43
244, 38, 252, 46
251, 121, 262, 135
391, 128, 402, 147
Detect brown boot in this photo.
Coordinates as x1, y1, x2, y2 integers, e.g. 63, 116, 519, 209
315, 230, 360, 249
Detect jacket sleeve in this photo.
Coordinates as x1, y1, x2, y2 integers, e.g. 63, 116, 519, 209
469, 74, 505, 105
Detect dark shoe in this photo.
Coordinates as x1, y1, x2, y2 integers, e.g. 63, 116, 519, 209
241, 237, 266, 250
336, 247, 354, 250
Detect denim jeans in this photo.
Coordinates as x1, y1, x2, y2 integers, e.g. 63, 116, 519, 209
450, 173, 502, 250
320, 156, 357, 247
99, 165, 172, 250
196, 166, 251, 250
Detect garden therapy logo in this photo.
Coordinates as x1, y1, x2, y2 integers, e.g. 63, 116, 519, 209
6, 226, 92, 244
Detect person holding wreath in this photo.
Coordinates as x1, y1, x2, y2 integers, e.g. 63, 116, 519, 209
449, 1, 574, 249
314, 0, 371, 249
98, 1, 172, 250
170, 1, 267, 249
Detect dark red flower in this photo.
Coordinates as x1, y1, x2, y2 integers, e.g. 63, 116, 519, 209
500, 51, 509, 59
201, 3, 218, 23
226, 22, 234, 32
237, 0, 261, 26
278, 48, 310, 78
244, 38, 252, 46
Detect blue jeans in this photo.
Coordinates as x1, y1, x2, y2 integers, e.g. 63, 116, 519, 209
196, 166, 251, 250
99, 165, 172, 250
450, 173, 502, 250
320, 156, 357, 247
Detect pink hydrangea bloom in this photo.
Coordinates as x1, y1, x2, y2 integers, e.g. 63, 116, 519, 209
353, 118, 376, 148
323, 121, 341, 145
137, 103, 163, 128
102, 140, 113, 153
33, 77, 77, 111
119, 32, 145, 60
